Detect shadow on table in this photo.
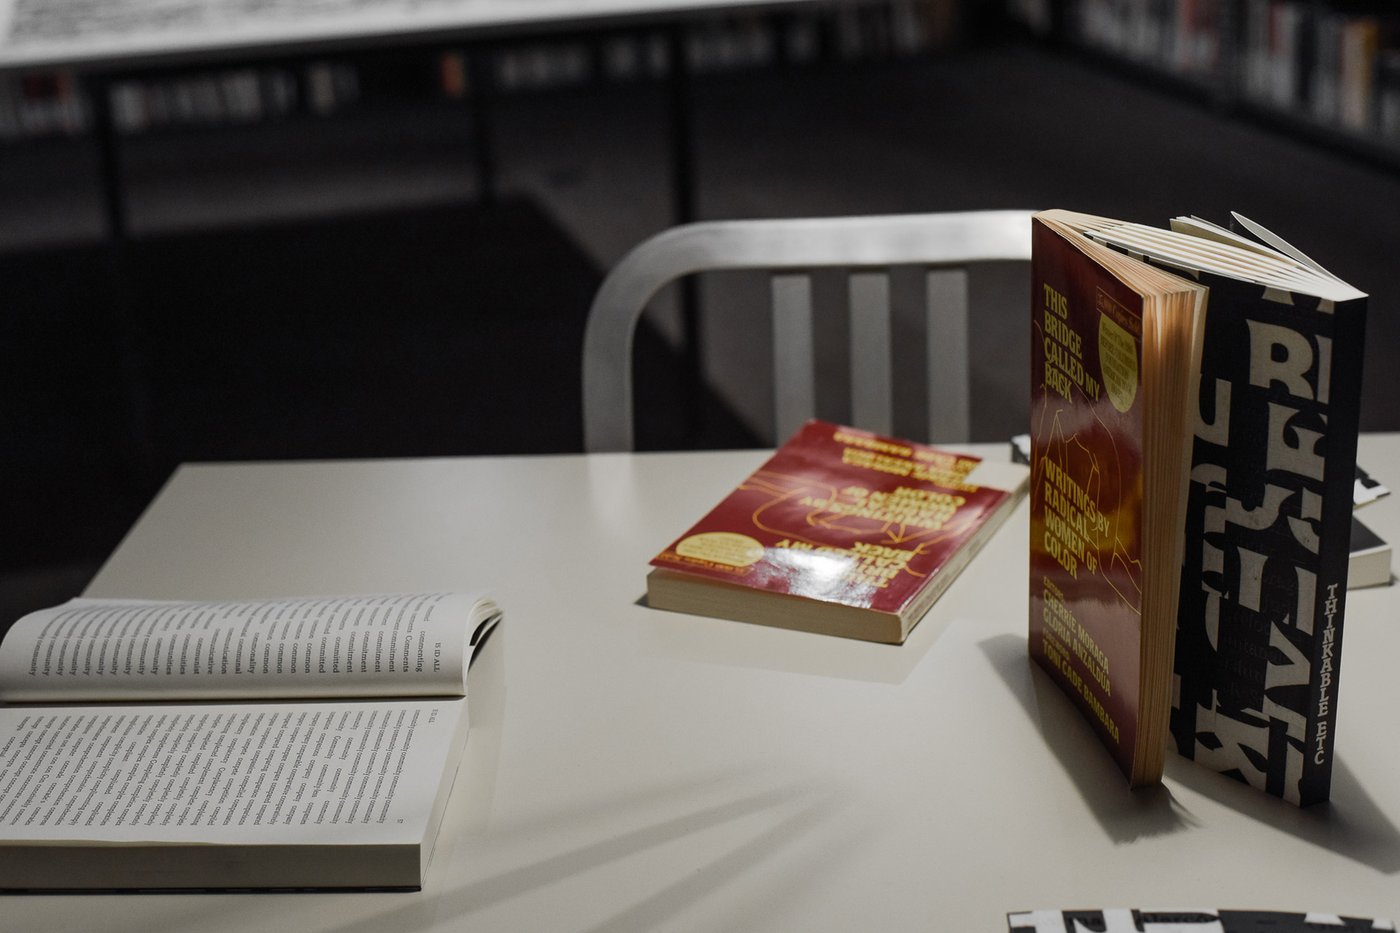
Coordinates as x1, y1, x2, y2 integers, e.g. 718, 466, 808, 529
981, 631, 1400, 873
978, 632, 1194, 844
428, 772, 847, 933
1163, 750, 1400, 875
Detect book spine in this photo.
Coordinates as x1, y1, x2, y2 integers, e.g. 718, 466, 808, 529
1304, 290, 1366, 802
1171, 276, 1365, 806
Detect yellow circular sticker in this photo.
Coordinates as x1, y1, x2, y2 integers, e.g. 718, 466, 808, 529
1098, 312, 1139, 414
675, 532, 765, 568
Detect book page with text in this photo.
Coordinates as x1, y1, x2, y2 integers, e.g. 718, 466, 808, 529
0, 593, 498, 702
0, 697, 467, 847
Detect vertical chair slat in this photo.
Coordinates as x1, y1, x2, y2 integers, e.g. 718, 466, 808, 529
849, 270, 893, 436
772, 273, 816, 442
925, 268, 971, 442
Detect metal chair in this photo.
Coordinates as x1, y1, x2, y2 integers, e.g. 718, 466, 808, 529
581, 210, 1034, 452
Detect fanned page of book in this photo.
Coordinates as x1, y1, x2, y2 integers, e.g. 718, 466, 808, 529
1078, 214, 1363, 302
0, 592, 500, 702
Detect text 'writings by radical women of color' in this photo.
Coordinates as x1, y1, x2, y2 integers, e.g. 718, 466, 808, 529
1040, 455, 1108, 581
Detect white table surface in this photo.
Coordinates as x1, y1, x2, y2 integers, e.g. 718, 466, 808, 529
11, 437, 1400, 930
0, 0, 827, 71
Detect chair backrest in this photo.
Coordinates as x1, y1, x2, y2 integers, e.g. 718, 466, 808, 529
582, 210, 1034, 452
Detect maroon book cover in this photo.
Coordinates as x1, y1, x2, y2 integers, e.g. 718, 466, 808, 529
651, 420, 1016, 620
1029, 218, 1150, 783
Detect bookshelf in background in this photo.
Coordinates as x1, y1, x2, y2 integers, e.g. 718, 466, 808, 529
1008, 0, 1400, 168
0, 68, 87, 141
108, 54, 454, 136
0, 0, 964, 143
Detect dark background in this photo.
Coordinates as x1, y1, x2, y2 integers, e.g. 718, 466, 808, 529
3, 4, 1399, 626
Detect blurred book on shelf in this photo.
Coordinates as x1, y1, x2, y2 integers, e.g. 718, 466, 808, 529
0, 69, 86, 141
1007, 0, 1400, 158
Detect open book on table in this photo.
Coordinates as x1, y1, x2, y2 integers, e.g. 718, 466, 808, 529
0, 591, 501, 891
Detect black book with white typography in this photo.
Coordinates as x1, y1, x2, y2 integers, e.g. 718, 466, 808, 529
1043, 211, 1367, 806
1008, 909, 1393, 932
1161, 218, 1363, 807
0, 592, 500, 890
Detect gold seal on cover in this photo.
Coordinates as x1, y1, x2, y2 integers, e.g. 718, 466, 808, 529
675, 532, 765, 568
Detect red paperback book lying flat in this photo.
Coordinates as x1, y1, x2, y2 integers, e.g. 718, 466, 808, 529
647, 420, 1030, 643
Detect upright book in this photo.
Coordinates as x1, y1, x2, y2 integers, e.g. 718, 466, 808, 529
1029, 210, 1366, 804
1029, 210, 1208, 788
649, 420, 1030, 644
0, 591, 501, 890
